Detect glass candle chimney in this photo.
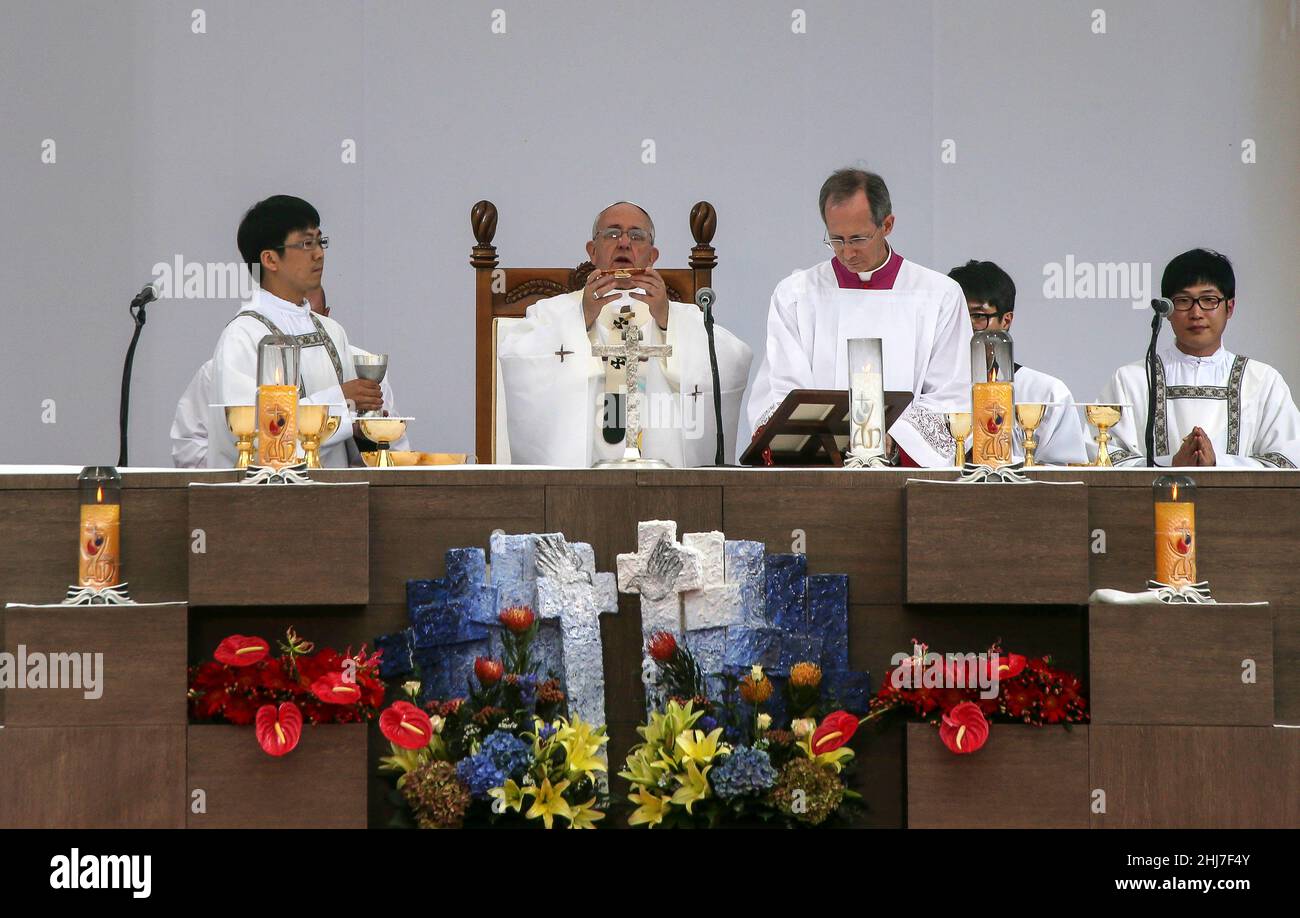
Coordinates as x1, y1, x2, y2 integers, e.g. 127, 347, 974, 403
1153, 475, 1197, 585
77, 465, 122, 588
970, 331, 1015, 468
255, 335, 301, 468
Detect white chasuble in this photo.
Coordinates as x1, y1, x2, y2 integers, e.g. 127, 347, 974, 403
1098, 344, 1300, 468
207, 288, 359, 469
746, 258, 972, 467
498, 290, 752, 467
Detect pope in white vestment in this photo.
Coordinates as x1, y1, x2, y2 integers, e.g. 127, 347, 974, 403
206, 287, 362, 468
1098, 343, 1300, 468
746, 245, 971, 467
499, 290, 752, 467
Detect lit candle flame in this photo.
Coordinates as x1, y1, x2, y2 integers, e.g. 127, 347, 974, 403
96, 485, 103, 504
1172, 483, 1178, 501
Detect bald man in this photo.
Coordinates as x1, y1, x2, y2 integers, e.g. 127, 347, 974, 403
497, 202, 752, 466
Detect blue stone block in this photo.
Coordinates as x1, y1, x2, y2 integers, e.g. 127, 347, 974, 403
489, 532, 537, 585
445, 548, 487, 594
375, 628, 414, 679
724, 625, 784, 671
684, 626, 728, 677
775, 633, 824, 677
725, 540, 767, 627
407, 578, 449, 615
494, 578, 535, 615
765, 554, 808, 631
764, 675, 790, 726
534, 620, 566, 684
806, 573, 850, 671
414, 639, 490, 700
823, 669, 873, 713
452, 584, 500, 628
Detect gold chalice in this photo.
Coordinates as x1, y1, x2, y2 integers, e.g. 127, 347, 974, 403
357, 416, 412, 468
1015, 403, 1047, 467
1084, 404, 1123, 467
222, 405, 257, 470
947, 412, 972, 468
297, 404, 329, 470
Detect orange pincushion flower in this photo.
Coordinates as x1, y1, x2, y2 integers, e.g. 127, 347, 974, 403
739, 673, 773, 704
499, 606, 535, 633
789, 662, 823, 689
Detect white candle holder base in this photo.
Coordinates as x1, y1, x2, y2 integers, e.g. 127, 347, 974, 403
957, 461, 1032, 484
241, 463, 312, 485
842, 449, 891, 469
1145, 580, 1214, 604
62, 583, 134, 605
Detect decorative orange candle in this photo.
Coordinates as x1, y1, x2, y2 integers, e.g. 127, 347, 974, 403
972, 381, 1014, 467
1153, 475, 1196, 585
257, 384, 299, 468
77, 466, 122, 588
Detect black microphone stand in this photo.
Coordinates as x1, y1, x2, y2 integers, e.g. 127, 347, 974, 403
1144, 311, 1163, 467
702, 299, 726, 466
118, 293, 150, 466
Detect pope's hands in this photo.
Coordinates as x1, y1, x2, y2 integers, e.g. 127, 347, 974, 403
342, 378, 383, 414
626, 267, 670, 330
582, 269, 623, 329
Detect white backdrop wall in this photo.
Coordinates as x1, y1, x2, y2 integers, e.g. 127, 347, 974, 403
2, 0, 1297, 466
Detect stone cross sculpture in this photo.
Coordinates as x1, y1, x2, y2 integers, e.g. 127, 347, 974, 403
591, 323, 672, 460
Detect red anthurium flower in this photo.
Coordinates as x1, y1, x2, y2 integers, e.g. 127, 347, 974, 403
214, 634, 270, 667
939, 701, 989, 755
256, 702, 302, 756
499, 606, 535, 633
379, 701, 434, 750
982, 652, 1028, 683
811, 711, 859, 755
310, 671, 363, 705
647, 632, 678, 663
474, 657, 504, 687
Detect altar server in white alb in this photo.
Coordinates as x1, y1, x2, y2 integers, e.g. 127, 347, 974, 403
206, 196, 384, 468
949, 260, 1088, 466
497, 202, 752, 467
171, 285, 403, 467
746, 169, 971, 466
1098, 248, 1300, 468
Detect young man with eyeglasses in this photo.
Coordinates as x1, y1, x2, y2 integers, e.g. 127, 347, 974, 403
745, 168, 971, 466
1097, 248, 1299, 467
204, 195, 381, 468
497, 201, 752, 466
949, 260, 1088, 466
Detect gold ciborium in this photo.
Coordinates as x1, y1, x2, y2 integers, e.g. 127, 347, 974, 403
223, 405, 257, 470
1015, 403, 1047, 467
1084, 404, 1123, 467
357, 416, 411, 468
947, 412, 972, 468
297, 404, 329, 470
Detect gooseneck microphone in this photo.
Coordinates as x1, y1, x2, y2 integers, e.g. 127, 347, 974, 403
695, 286, 726, 466
118, 281, 160, 466
1144, 297, 1174, 467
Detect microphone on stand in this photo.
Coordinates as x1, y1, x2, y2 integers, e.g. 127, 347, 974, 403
695, 286, 728, 467
1144, 297, 1173, 467
118, 281, 160, 467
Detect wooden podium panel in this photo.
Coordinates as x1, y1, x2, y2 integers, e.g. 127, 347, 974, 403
1090, 603, 1273, 725
906, 723, 1089, 828
188, 483, 369, 606
2, 602, 187, 726
1091, 726, 1300, 828
0, 726, 185, 828
187, 724, 368, 828
906, 481, 1089, 604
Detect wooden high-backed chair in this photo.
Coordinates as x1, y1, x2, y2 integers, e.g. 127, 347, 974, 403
472, 199, 718, 463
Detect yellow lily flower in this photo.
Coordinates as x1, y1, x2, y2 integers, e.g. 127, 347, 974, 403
378, 745, 426, 786
525, 778, 573, 829
627, 788, 670, 828
675, 727, 725, 765
618, 751, 663, 788
489, 779, 528, 814
567, 797, 606, 829
797, 738, 856, 773
557, 719, 609, 779
670, 758, 711, 814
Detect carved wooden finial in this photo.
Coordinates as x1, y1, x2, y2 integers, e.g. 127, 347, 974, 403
689, 200, 716, 270
471, 200, 498, 269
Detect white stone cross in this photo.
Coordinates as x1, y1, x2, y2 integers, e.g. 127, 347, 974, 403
616, 520, 702, 638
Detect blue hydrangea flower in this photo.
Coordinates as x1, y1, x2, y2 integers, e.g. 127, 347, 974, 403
479, 731, 532, 781
710, 746, 778, 801
456, 754, 506, 800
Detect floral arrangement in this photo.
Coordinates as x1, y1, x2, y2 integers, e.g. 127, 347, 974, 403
188, 628, 385, 756
376, 606, 610, 828
867, 640, 1089, 754
622, 632, 865, 827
